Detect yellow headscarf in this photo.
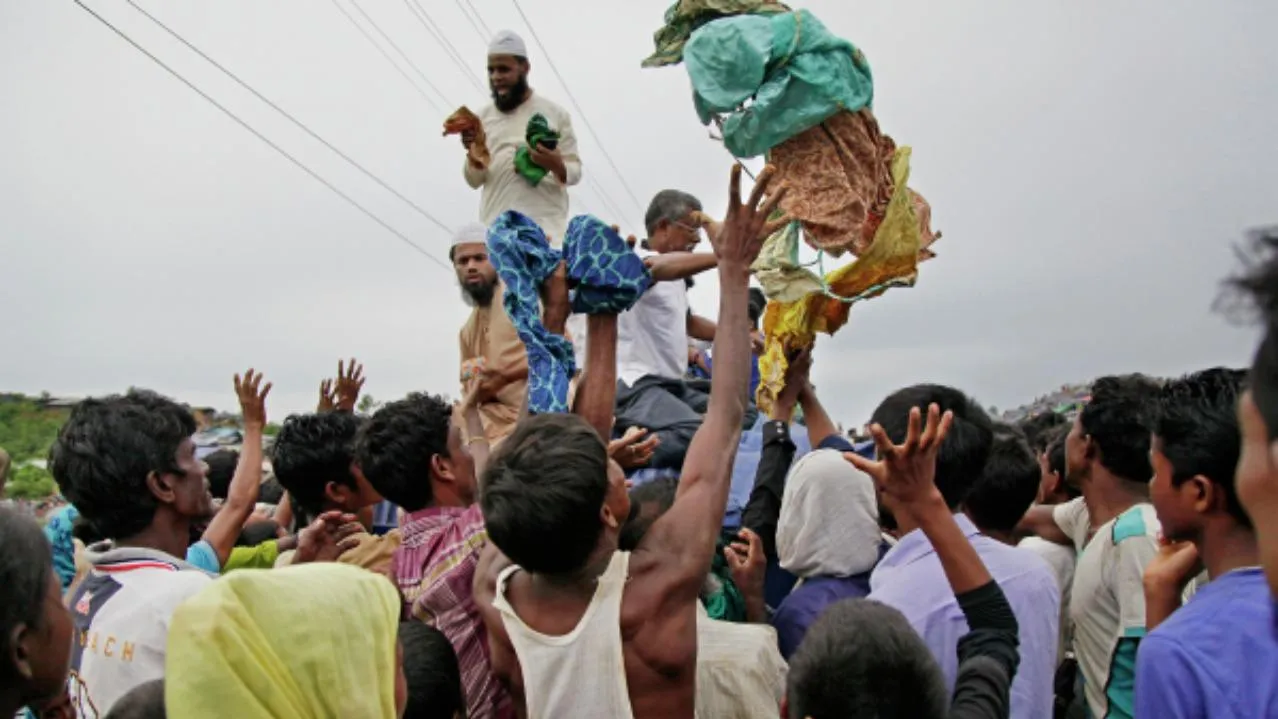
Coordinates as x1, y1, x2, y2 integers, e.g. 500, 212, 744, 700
165, 563, 401, 719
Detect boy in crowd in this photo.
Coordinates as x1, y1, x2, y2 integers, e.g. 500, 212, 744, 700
271, 411, 399, 572
867, 387, 1058, 719
473, 165, 783, 717
1019, 375, 1162, 719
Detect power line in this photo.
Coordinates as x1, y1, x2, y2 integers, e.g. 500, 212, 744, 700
401, 0, 486, 95
454, 0, 492, 43
346, 0, 455, 109
124, 0, 452, 236
73, 0, 452, 272
509, 0, 647, 221
326, 0, 447, 112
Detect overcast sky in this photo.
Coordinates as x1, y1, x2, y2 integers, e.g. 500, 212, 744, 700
2, 0, 1275, 426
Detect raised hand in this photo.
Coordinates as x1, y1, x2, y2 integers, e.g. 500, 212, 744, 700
1144, 536, 1203, 593
710, 165, 789, 268
846, 403, 954, 513
724, 527, 767, 622
234, 369, 272, 431
609, 426, 660, 470
335, 358, 365, 412
291, 511, 364, 565
317, 378, 337, 413
773, 349, 812, 417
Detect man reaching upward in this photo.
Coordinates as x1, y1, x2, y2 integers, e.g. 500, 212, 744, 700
474, 165, 786, 718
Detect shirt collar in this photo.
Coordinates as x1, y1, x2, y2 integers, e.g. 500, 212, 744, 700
402, 505, 472, 531
880, 513, 982, 568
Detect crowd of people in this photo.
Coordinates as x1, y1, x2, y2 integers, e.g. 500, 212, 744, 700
3, 22, 1277, 719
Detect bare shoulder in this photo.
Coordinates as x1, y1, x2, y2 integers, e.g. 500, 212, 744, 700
619, 550, 698, 674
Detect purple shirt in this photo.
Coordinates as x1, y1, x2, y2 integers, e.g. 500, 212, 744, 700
869, 514, 1059, 719
771, 573, 872, 659
1136, 567, 1278, 719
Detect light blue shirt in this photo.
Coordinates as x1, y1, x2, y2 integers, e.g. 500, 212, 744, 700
722, 418, 810, 528
1136, 567, 1278, 718
869, 514, 1060, 719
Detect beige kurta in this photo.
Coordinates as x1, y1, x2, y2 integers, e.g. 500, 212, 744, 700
459, 282, 527, 446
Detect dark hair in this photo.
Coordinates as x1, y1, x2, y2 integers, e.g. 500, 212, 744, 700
965, 436, 1041, 534
1225, 228, 1278, 441
1079, 375, 1160, 485
0, 508, 53, 682
203, 449, 239, 500
235, 520, 280, 548
482, 414, 609, 574
1043, 425, 1077, 499
103, 678, 166, 719
1018, 412, 1066, 453
356, 394, 453, 513
787, 599, 948, 719
619, 477, 679, 551
644, 189, 702, 236
258, 477, 285, 506
870, 385, 994, 509
272, 412, 363, 521
1154, 368, 1250, 527
748, 288, 767, 328
49, 389, 197, 539
399, 622, 464, 719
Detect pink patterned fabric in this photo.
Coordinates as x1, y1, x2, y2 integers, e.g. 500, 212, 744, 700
393, 505, 514, 719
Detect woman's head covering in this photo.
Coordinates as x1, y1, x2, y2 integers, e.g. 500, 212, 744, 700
165, 562, 401, 719
777, 449, 882, 578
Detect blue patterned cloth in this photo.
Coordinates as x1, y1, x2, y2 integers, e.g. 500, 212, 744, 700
43, 504, 80, 591
487, 211, 651, 413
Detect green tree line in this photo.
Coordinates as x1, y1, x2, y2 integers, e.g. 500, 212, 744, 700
0, 396, 67, 500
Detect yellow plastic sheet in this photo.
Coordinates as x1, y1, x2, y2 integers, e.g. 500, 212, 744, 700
756, 147, 930, 415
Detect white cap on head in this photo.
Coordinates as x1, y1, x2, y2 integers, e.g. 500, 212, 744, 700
488, 30, 528, 59
451, 222, 488, 248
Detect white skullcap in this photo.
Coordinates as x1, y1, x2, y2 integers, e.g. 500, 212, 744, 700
451, 222, 488, 248
488, 30, 528, 58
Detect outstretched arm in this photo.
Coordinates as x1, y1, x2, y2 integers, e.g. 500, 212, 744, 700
573, 315, 619, 442
644, 252, 718, 283
638, 165, 787, 598
201, 370, 272, 568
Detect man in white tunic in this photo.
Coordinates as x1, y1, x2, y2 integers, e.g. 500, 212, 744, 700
459, 30, 581, 244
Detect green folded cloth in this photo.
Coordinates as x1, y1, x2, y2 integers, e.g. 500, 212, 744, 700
514, 113, 561, 186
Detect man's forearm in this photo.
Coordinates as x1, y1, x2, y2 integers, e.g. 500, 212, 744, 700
646, 252, 718, 282
799, 385, 838, 447
687, 314, 716, 343
574, 315, 618, 441
202, 425, 263, 564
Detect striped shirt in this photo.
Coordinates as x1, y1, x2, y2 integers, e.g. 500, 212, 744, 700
393, 505, 512, 719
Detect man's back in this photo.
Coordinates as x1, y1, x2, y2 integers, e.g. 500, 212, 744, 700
68, 543, 212, 715
869, 514, 1060, 719
1136, 567, 1278, 718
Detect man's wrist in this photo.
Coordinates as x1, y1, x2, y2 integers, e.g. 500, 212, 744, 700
716, 260, 751, 284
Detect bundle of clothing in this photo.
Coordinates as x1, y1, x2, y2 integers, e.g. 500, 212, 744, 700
643, 2, 943, 412
486, 211, 651, 413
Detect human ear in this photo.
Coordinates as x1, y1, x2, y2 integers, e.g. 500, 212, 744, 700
146, 470, 177, 504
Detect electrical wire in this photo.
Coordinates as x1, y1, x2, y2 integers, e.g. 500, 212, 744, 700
454, 0, 492, 43
124, 0, 453, 236
73, 0, 452, 271
326, 0, 447, 112
346, 0, 456, 109
509, 0, 648, 222
401, 0, 486, 95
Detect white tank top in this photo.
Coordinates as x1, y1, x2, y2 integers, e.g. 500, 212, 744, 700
493, 551, 634, 719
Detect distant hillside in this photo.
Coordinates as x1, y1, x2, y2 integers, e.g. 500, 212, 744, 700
0, 394, 69, 499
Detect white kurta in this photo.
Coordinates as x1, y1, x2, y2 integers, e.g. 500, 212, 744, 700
464, 92, 581, 245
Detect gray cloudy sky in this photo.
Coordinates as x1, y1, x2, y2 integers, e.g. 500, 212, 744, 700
2, 0, 1275, 426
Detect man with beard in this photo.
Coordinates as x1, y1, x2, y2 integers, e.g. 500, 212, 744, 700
454, 223, 528, 447
461, 30, 580, 244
